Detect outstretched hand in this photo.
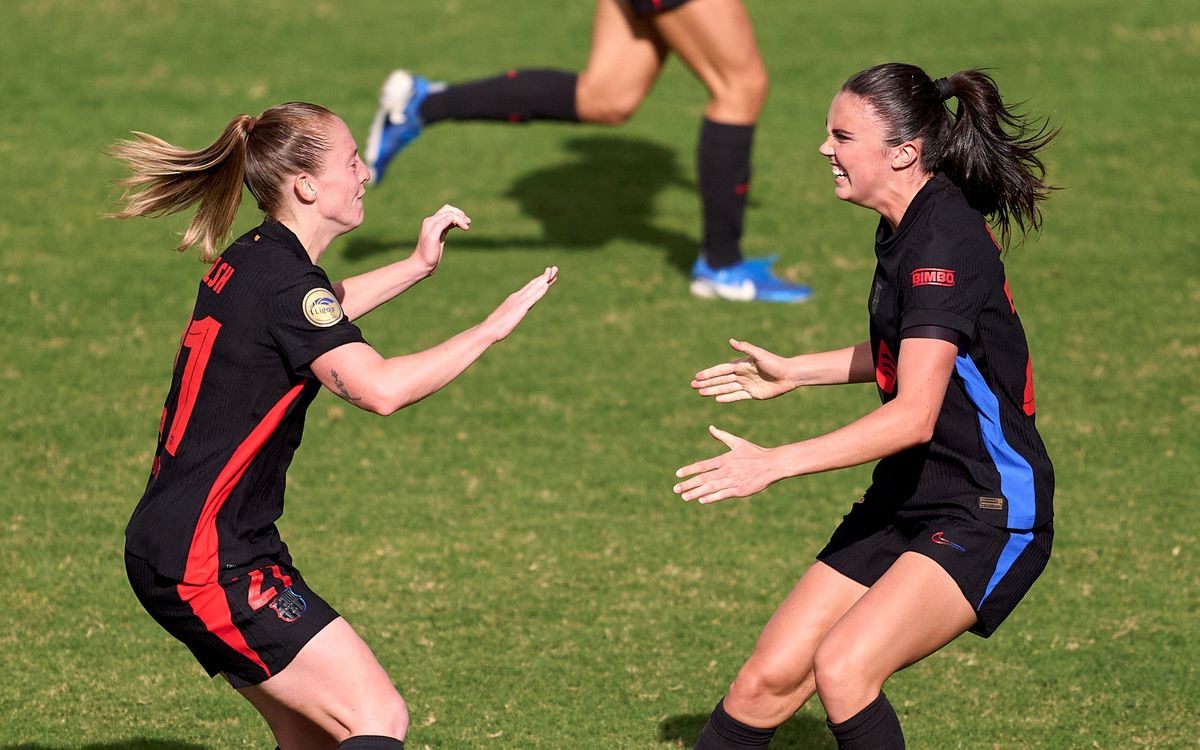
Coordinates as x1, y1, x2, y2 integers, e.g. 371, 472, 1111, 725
691, 339, 797, 402
413, 204, 471, 271
673, 425, 778, 504
485, 266, 559, 342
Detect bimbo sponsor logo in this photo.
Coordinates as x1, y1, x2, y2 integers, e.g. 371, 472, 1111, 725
912, 267, 956, 287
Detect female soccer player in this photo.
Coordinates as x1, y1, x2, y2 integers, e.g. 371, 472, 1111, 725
365, 0, 811, 303
112, 102, 556, 750
673, 63, 1057, 749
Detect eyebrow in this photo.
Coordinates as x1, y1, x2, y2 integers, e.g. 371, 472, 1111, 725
831, 128, 853, 138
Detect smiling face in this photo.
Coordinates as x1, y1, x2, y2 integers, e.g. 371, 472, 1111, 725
309, 116, 369, 233
817, 91, 899, 213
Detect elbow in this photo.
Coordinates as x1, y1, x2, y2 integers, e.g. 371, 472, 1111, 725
891, 402, 938, 448
909, 408, 939, 446
357, 383, 405, 417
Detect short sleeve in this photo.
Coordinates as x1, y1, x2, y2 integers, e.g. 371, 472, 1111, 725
899, 226, 989, 342
267, 267, 366, 375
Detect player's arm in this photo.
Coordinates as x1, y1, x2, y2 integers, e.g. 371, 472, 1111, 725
331, 205, 470, 321
312, 266, 557, 415
691, 339, 874, 402
675, 336, 957, 503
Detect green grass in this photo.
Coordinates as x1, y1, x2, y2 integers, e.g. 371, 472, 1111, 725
1, 0, 1197, 747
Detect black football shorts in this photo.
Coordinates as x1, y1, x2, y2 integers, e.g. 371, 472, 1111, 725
817, 501, 1052, 637
126, 552, 339, 687
627, 0, 694, 16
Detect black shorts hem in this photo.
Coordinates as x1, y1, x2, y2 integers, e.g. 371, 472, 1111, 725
817, 503, 1052, 638
126, 552, 340, 687
627, 0, 693, 16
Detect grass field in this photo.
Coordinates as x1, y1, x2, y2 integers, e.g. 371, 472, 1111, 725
1, 0, 1197, 747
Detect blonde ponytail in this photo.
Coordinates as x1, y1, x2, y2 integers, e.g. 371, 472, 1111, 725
109, 115, 253, 262
109, 102, 336, 262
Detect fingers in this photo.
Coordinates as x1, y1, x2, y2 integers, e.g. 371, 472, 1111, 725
675, 456, 723, 481
730, 338, 767, 360
708, 424, 743, 448
673, 469, 739, 504
519, 266, 558, 299
427, 206, 470, 241
692, 363, 739, 383
694, 381, 745, 397
714, 391, 752, 403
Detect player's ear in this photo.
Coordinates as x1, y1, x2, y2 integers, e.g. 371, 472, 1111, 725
891, 140, 920, 170
293, 173, 318, 204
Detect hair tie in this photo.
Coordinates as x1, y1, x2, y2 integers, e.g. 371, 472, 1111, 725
934, 77, 953, 102
246, 116, 257, 135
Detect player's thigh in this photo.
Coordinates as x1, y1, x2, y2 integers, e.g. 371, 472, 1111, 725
236, 616, 407, 741
237, 685, 340, 750
814, 551, 976, 714
724, 561, 867, 727
651, 0, 768, 121
577, 0, 668, 122
739, 561, 868, 686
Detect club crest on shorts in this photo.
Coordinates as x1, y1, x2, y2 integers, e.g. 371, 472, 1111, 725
269, 587, 308, 622
302, 288, 344, 327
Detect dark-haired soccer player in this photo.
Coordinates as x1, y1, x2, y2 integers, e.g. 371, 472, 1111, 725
365, 0, 811, 303
112, 102, 555, 750
675, 63, 1057, 749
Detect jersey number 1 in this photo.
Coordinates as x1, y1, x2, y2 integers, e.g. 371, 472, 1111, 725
165, 316, 222, 456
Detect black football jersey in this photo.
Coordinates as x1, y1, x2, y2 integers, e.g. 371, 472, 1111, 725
864, 175, 1053, 530
126, 221, 366, 583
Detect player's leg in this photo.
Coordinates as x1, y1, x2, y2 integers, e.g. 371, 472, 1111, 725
367, 0, 666, 182
812, 552, 977, 749
236, 617, 409, 749
651, 0, 809, 301
573, 0, 668, 124
693, 562, 868, 749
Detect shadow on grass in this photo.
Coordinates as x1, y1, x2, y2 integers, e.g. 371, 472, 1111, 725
344, 135, 700, 275
660, 711, 832, 749
2, 742, 209, 750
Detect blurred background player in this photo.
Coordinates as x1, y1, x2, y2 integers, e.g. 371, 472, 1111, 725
365, 0, 812, 303
674, 63, 1057, 749
112, 102, 556, 750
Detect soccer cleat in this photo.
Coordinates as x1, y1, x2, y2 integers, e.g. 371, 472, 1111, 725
365, 70, 436, 184
689, 255, 812, 303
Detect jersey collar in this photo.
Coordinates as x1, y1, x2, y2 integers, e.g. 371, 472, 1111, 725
256, 219, 314, 266
875, 172, 952, 254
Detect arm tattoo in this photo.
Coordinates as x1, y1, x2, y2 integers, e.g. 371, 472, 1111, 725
329, 369, 362, 403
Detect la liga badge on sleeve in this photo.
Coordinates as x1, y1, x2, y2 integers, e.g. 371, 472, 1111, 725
302, 288, 344, 327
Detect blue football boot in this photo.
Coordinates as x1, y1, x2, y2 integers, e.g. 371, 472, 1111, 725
365, 70, 435, 184
690, 255, 812, 303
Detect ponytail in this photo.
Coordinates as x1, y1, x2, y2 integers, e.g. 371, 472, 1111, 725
109, 115, 253, 263
843, 64, 1057, 247
109, 102, 336, 263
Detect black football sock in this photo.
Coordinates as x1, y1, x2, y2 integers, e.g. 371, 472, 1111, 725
338, 735, 404, 749
693, 698, 777, 749
826, 692, 904, 750
419, 69, 579, 124
697, 118, 754, 269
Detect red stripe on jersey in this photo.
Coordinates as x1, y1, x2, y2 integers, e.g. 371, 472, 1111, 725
177, 579, 271, 678
181, 382, 307, 585
1023, 354, 1037, 416
876, 339, 897, 394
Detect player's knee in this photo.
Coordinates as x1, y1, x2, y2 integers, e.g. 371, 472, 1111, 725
709, 64, 769, 121
727, 658, 806, 712
576, 76, 643, 124
812, 640, 869, 702
345, 690, 409, 740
